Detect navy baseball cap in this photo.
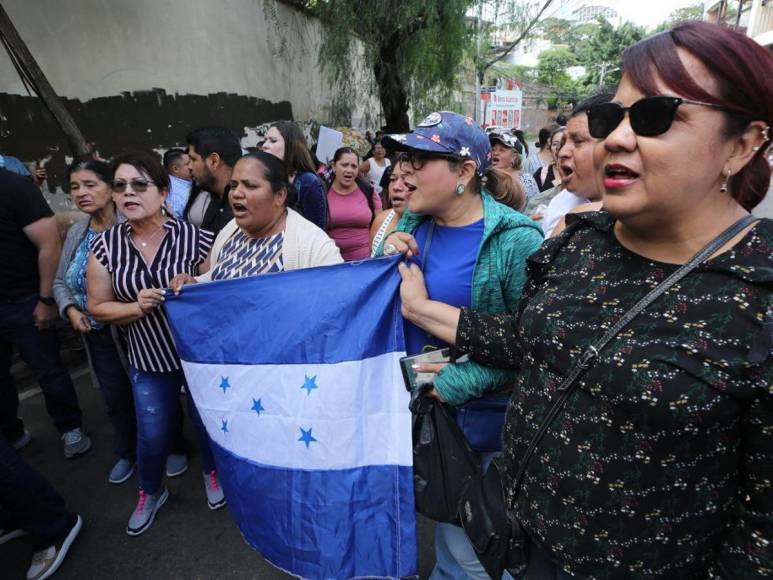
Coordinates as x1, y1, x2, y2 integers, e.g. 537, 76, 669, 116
382, 111, 491, 176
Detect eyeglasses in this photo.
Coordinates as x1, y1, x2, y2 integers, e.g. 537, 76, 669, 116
586, 96, 735, 139
111, 178, 156, 194
405, 149, 462, 171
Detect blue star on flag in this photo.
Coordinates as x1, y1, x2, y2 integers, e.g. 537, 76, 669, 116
301, 375, 319, 396
221, 419, 229, 434
298, 427, 317, 448
251, 398, 265, 415
219, 376, 231, 393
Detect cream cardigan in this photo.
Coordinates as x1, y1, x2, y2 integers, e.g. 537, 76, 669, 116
197, 208, 343, 282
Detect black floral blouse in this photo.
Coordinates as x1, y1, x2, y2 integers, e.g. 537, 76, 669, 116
456, 212, 772, 579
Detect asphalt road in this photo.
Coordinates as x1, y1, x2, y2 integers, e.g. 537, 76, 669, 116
3, 370, 437, 579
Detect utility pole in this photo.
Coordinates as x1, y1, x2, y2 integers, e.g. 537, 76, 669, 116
474, 1, 484, 123
0, 3, 89, 157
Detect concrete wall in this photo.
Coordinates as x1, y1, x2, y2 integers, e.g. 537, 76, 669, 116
0, 0, 376, 202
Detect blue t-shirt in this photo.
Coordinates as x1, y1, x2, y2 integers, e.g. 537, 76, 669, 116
404, 218, 484, 356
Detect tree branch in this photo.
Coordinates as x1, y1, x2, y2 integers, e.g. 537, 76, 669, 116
480, 0, 555, 73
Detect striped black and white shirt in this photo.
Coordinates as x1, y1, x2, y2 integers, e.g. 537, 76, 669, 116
90, 219, 212, 372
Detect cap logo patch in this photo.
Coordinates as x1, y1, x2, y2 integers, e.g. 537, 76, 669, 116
418, 112, 442, 127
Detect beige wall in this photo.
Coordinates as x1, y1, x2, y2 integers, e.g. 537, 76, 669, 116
0, 0, 373, 124
0, 0, 379, 206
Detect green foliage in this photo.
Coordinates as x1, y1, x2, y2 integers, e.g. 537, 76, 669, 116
652, 3, 705, 33
272, 0, 553, 128
538, 17, 597, 49
536, 46, 580, 104
308, 0, 474, 129
578, 17, 646, 89
488, 61, 536, 84
536, 47, 577, 88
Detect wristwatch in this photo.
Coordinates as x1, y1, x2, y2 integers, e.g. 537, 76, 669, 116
38, 296, 56, 306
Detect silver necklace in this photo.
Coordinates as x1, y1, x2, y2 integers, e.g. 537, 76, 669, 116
134, 224, 165, 248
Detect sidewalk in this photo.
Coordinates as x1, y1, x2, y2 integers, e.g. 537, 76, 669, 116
3, 369, 437, 579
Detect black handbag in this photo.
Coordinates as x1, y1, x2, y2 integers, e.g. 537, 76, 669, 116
410, 386, 480, 523
458, 215, 757, 580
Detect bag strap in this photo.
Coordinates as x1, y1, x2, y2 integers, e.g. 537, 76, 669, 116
510, 214, 757, 496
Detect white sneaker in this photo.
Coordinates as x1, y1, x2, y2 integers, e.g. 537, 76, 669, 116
26, 514, 82, 580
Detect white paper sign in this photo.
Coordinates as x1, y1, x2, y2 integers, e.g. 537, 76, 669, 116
315, 126, 344, 165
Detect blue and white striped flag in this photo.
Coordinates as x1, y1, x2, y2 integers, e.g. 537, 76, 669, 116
164, 257, 417, 579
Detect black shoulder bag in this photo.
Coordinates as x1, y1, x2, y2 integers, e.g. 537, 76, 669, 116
458, 215, 757, 580
411, 219, 513, 523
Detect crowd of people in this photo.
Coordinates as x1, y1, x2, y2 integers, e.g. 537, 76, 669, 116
0, 20, 772, 580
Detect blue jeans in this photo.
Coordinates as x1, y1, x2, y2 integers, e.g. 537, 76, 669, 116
84, 327, 136, 461
431, 452, 514, 580
129, 366, 215, 494
0, 295, 82, 437
0, 433, 77, 550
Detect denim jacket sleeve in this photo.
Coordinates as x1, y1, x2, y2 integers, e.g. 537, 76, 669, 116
296, 172, 328, 231
53, 219, 89, 319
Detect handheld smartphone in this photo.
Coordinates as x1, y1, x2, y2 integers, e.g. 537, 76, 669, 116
399, 348, 451, 392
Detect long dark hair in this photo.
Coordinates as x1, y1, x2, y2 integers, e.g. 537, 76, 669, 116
330, 146, 375, 224
270, 121, 316, 175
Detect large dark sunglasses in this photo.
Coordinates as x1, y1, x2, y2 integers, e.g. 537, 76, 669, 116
111, 178, 155, 194
587, 96, 733, 139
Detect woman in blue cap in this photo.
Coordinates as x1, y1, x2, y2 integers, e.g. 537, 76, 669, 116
377, 111, 544, 579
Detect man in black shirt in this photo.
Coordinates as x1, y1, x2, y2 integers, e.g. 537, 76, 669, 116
0, 168, 90, 458
184, 126, 241, 236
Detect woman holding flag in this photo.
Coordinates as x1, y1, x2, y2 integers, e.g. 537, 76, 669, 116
169, 151, 342, 287
377, 111, 543, 579
394, 22, 773, 579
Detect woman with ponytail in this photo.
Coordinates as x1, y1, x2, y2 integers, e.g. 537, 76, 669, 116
377, 111, 544, 579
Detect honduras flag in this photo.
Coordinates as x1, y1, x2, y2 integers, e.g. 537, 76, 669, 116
164, 257, 416, 579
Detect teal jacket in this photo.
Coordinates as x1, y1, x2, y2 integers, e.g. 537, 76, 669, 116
377, 192, 544, 405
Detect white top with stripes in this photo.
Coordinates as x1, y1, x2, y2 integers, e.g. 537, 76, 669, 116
90, 219, 213, 372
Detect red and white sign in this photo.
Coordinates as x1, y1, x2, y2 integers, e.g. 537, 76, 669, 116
480, 87, 523, 129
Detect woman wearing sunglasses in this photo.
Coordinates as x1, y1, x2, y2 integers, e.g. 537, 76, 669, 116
86, 151, 225, 536
397, 22, 772, 578
378, 111, 544, 579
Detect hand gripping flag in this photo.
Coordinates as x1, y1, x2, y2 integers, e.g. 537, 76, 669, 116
164, 257, 416, 579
